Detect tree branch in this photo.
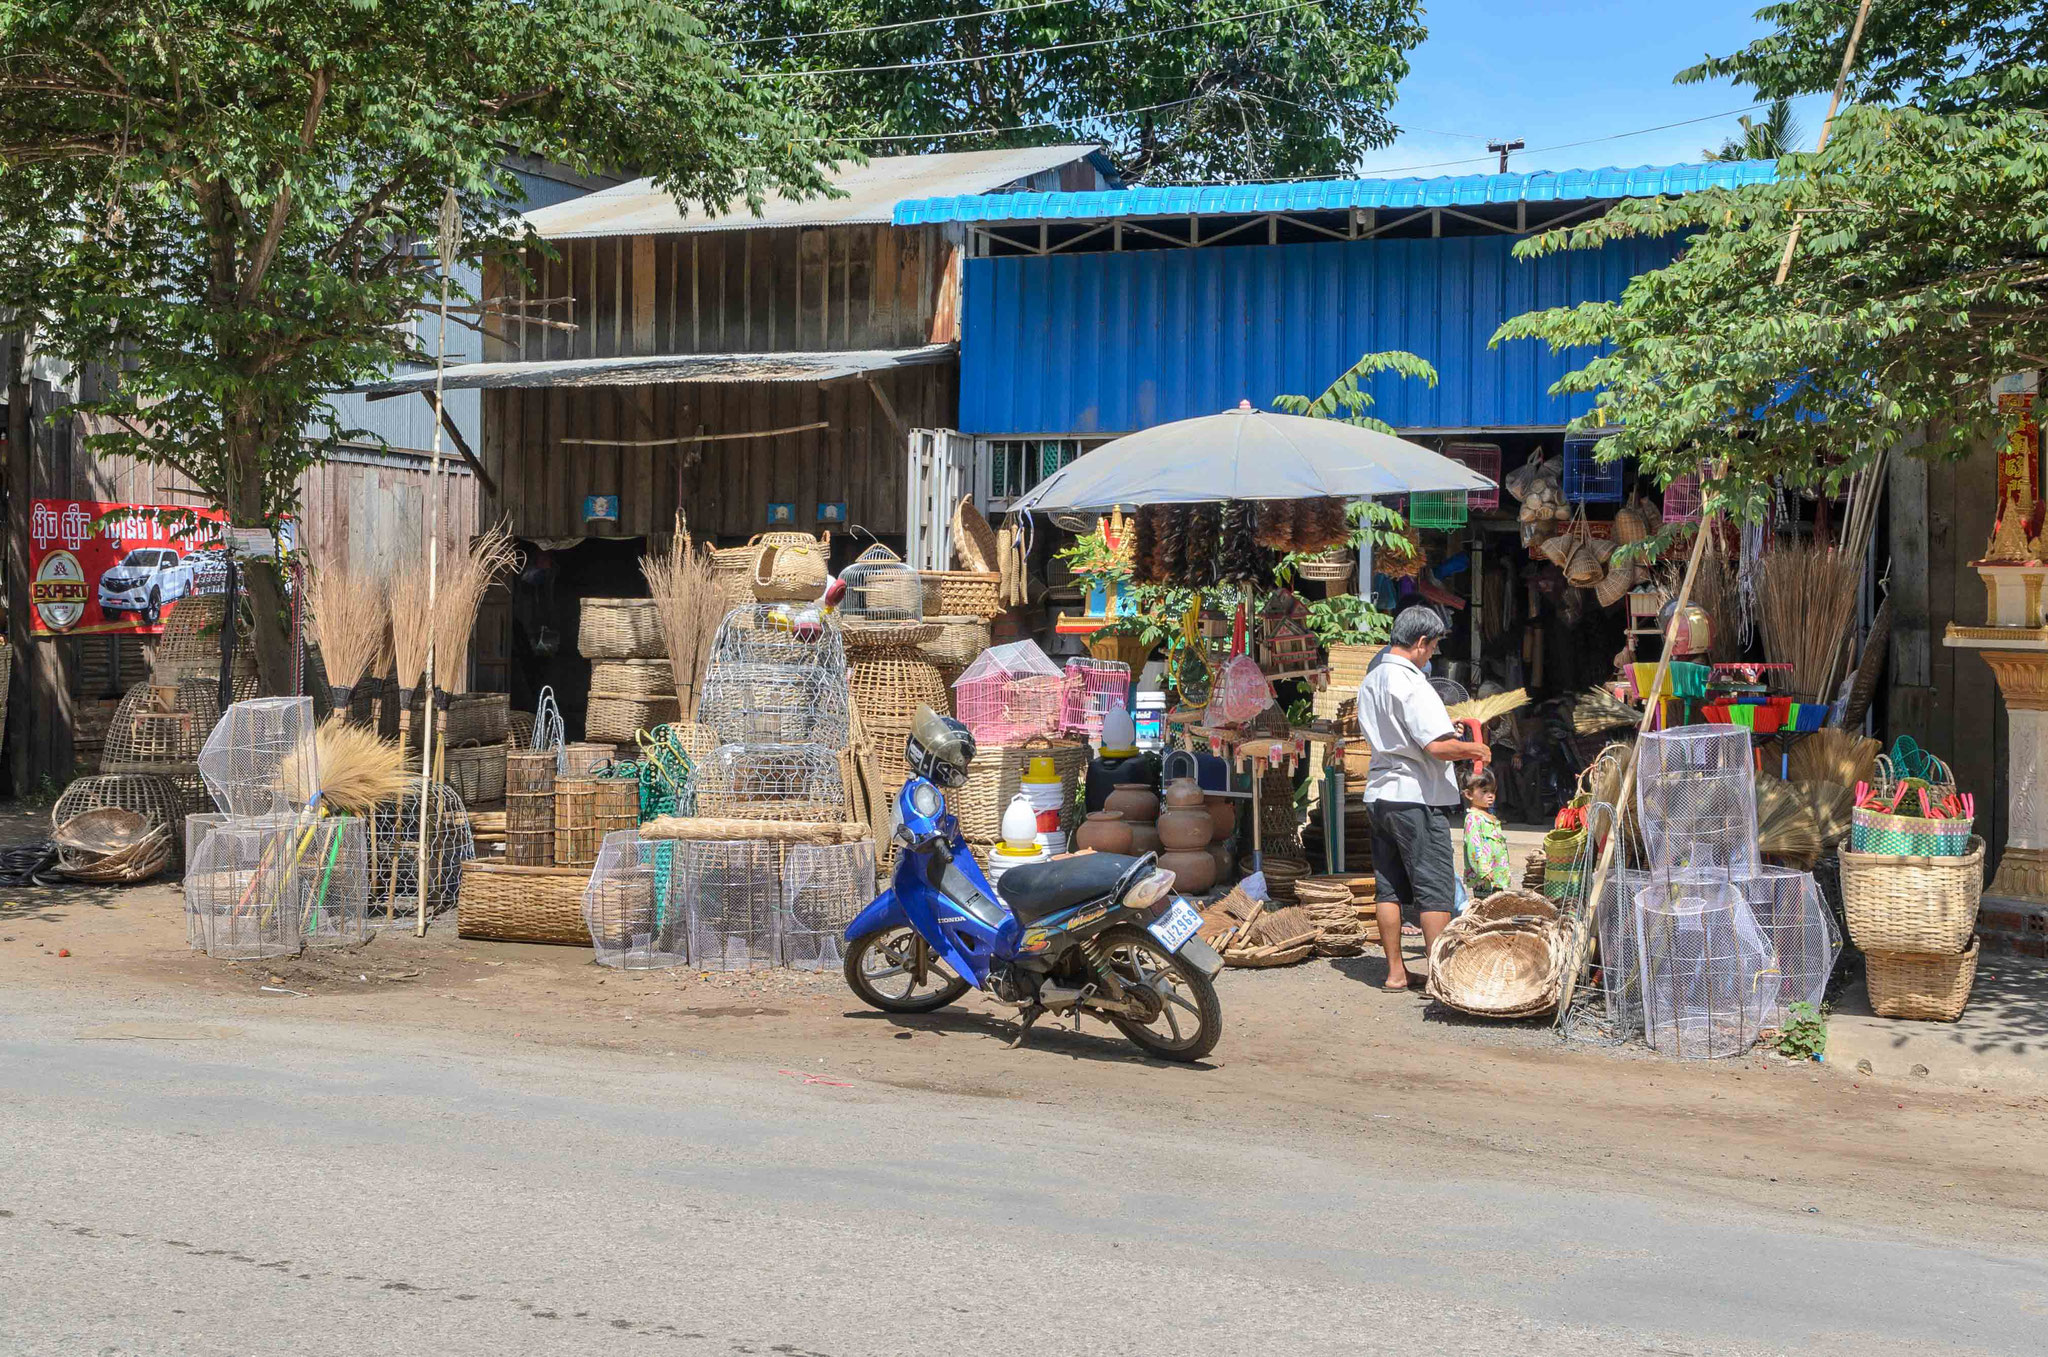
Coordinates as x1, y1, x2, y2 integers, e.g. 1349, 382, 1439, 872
238, 66, 330, 305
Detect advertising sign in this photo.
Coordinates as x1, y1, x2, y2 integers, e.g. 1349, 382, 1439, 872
28, 499, 228, 637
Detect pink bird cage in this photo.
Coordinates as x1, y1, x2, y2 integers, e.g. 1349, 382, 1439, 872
952, 640, 1066, 745
1059, 657, 1131, 740
1663, 472, 1703, 524
1443, 441, 1502, 509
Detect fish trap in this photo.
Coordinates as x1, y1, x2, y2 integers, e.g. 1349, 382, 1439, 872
1634, 726, 1760, 881
675, 839, 784, 971
779, 841, 875, 971
184, 815, 305, 960
696, 606, 850, 747
368, 782, 476, 920
583, 829, 687, 971
198, 696, 317, 817
687, 742, 845, 822
1634, 878, 1778, 1060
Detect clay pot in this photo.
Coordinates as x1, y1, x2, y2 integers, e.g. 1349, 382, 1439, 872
1126, 821, 1162, 856
1162, 775, 1205, 811
1157, 805, 1213, 852
1208, 841, 1235, 881
1105, 781, 1160, 825
1074, 810, 1134, 855
1160, 848, 1218, 894
1204, 795, 1237, 841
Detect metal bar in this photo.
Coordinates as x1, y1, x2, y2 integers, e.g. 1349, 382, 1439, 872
414, 391, 499, 497
558, 420, 828, 448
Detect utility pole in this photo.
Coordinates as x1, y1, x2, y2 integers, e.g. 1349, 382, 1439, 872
1488, 139, 1525, 172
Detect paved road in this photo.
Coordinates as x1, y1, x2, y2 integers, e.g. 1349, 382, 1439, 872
1, 998, 2041, 1357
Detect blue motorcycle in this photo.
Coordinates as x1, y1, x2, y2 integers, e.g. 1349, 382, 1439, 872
841, 707, 1225, 1061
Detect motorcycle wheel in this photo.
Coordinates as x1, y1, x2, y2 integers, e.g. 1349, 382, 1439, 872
843, 926, 970, 1014
1097, 925, 1223, 1062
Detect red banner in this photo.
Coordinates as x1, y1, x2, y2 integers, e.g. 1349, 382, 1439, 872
29, 500, 228, 637
1998, 391, 2040, 517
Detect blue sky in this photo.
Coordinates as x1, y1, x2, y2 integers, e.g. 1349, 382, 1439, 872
1359, 1, 1833, 176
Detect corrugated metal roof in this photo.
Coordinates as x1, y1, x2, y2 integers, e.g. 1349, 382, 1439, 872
896, 160, 1777, 225
522, 145, 1103, 240
357, 345, 955, 399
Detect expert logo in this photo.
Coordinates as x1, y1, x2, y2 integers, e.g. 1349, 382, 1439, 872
32, 550, 87, 631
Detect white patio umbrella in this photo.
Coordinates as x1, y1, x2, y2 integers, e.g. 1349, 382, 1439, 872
1010, 402, 1494, 513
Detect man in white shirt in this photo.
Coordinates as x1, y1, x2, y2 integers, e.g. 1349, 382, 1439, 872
1355, 606, 1489, 991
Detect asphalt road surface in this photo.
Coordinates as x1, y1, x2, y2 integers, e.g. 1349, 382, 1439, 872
2, 996, 2042, 1357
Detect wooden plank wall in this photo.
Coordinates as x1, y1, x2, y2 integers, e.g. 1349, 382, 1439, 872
477, 363, 953, 541
491, 224, 962, 361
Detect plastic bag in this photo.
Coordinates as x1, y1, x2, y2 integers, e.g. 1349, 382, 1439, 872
1210, 655, 1275, 725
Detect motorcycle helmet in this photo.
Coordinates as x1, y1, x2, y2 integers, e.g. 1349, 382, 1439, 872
905, 704, 976, 788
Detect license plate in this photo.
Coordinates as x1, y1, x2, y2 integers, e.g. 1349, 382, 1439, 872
1148, 898, 1203, 953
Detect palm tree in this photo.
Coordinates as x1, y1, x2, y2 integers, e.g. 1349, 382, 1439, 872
1705, 98, 1803, 161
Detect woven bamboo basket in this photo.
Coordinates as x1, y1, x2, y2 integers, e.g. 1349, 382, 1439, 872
1594, 561, 1640, 608
920, 571, 1003, 620
440, 692, 510, 746
507, 790, 554, 832
507, 831, 556, 867
554, 777, 600, 867
586, 694, 681, 743
951, 739, 1088, 841
752, 534, 831, 603
594, 777, 640, 839
1427, 915, 1562, 1019
560, 741, 613, 776
443, 742, 506, 807
1866, 939, 1980, 1021
590, 659, 674, 696
457, 861, 591, 945
56, 824, 175, 884
848, 640, 951, 730
920, 616, 990, 670
1840, 838, 1984, 954
710, 544, 761, 610
507, 749, 556, 796
1295, 551, 1354, 584
578, 598, 666, 660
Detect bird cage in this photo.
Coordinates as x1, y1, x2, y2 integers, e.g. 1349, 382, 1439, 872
184, 814, 305, 960
838, 550, 925, 622
687, 742, 845, 822
1443, 442, 1502, 509
582, 829, 688, 970
781, 840, 877, 970
1634, 726, 1760, 881
1408, 491, 1469, 529
297, 814, 371, 949
675, 839, 784, 970
198, 697, 317, 817
368, 781, 475, 918
1562, 432, 1625, 504
1059, 657, 1131, 741
1633, 878, 1779, 1059
1662, 473, 1704, 524
1732, 867, 1840, 1026
696, 605, 851, 747
953, 640, 1065, 745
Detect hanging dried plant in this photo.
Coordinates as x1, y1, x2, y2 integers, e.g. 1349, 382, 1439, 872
1297, 497, 1350, 554
1254, 499, 1300, 552
1159, 505, 1190, 587
1220, 500, 1269, 586
1131, 504, 1161, 584
1181, 504, 1221, 587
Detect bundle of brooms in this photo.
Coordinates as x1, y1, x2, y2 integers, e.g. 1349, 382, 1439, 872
304, 560, 387, 722
389, 527, 517, 752
1756, 540, 1861, 702
642, 516, 723, 718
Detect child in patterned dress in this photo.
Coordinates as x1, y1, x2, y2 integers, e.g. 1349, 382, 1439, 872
1460, 768, 1511, 901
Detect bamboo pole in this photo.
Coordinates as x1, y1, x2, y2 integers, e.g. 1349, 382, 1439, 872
1772, 0, 1874, 286
416, 189, 459, 937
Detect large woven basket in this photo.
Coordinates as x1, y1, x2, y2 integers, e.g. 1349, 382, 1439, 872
920, 571, 1002, 620
752, 533, 831, 603
1427, 913, 1562, 1018
443, 742, 506, 807
506, 831, 556, 867
710, 544, 761, 610
586, 694, 681, 743
439, 692, 509, 746
951, 738, 1089, 841
594, 777, 639, 839
554, 776, 600, 867
560, 741, 613, 776
1839, 838, 1984, 953
848, 640, 950, 731
506, 749, 556, 796
1866, 939, 1979, 1021
457, 861, 591, 945
589, 658, 673, 696
507, 790, 554, 831
578, 598, 666, 660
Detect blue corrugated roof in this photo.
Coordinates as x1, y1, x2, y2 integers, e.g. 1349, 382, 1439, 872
895, 160, 1777, 226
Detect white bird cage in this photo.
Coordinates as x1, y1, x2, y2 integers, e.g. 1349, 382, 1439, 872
1633, 726, 1760, 882
1633, 878, 1779, 1059
583, 830, 688, 971
198, 696, 317, 817
184, 815, 305, 959
687, 743, 845, 822
838, 553, 924, 623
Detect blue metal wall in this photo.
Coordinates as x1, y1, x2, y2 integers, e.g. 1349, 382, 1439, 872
960, 233, 1682, 435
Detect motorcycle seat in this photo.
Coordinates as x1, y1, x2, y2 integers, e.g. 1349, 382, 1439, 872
1000, 853, 1140, 927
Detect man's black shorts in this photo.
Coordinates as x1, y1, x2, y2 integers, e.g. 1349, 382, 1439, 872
1368, 799, 1457, 916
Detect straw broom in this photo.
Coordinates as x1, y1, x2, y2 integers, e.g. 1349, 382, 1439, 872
430, 524, 518, 699
303, 562, 386, 719
641, 515, 723, 718
1756, 542, 1861, 702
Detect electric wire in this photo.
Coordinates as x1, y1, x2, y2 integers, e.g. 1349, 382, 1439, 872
729, 0, 1084, 47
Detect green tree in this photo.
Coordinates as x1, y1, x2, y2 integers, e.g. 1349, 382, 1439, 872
0, 0, 833, 688
710, 0, 1427, 183
1493, 2, 2048, 518
1704, 98, 1804, 161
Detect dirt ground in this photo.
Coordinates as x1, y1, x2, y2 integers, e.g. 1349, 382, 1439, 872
5, 800, 2045, 1255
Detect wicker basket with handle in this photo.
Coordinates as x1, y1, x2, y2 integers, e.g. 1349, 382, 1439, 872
458, 861, 591, 945
578, 598, 666, 660
443, 742, 506, 807
1865, 939, 1979, 1021
1839, 837, 1984, 953
752, 531, 831, 603
920, 571, 1003, 620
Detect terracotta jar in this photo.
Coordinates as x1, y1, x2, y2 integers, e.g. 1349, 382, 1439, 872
1204, 795, 1238, 841
1156, 803, 1213, 852
1160, 848, 1218, 894
1162, 775, 1205, 810
1127, 821, 1162, 856
1074, 810, 1134, 855
1104, 781, 1160, 825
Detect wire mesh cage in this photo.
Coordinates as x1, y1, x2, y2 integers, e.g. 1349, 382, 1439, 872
696, 606, 851, 747
1562, 432, 1626, 504
1662, 472, 1704, 524
953, 640, 1065, 745
198, 697, 317, 817
1633, 878, 1778, 1059
185, 815, 305, 960
675, 839, 784, 971
688, 742, 845, 821
582, 829, 687, 970
368, 782, 476, 920
1732, 866, 1840, 1025
781, 841, 876, 970
1443, 441, 1503, 509
1059, 657, 1132, 741
1634, 726, 1760, 880
297, 814, 371, 949
838, 554, 925, 622
1408, 491, 1469, 529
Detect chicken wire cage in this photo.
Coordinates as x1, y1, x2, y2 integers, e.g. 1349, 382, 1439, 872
198, 696, 317, 817
184, 814, 306, 960
781, 841, 876, 970
707, 602, 850, 669
674, 839, 784, 971
953, 640, 1066, 745
1634, 726, 1760, 881
1732, 866, 1840, 1026
696, 606, 851, 747
1633, 878, 1779, 1059
367, 782, 476, 920
53, 773, 193, 866
688, 742, 845, 821
1059, 657, 1132, 742
583, 830, 686, 971
838, 554, 925, 622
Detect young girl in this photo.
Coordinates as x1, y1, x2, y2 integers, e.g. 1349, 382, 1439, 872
1460, 768, 1512, 901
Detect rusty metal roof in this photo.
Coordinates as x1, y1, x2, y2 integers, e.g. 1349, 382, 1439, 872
356, 345, 955, 399
521, 146, 1106, 240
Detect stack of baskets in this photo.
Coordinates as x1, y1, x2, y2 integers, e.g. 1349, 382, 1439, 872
506, 749, 556, 866
554, 774, 601, 868
950, 739, 1089, 857
1841, 836, 1985, 1021
579, 597, 672, 744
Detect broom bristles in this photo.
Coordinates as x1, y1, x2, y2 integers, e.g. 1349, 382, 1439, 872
1446, 688, 1530, 727
389, 565, 435, 691
1756, 541, 1861, 701
1786, 726, 1879, 788
1756, 773, 1822, 870
432, 524, 518, 692
280, 716, 415, 815
642, 514, 723, 708
304, 562, 387, 691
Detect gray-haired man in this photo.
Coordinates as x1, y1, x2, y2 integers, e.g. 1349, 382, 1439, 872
1355, 606, 1489, 991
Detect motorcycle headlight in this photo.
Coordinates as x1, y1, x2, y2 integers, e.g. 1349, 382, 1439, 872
909, 782, 942, 819
1121, 867, 1176, 913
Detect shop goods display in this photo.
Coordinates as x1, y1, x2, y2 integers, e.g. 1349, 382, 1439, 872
436, 692, 511, 747
594, 774, 640, 839
1075, 810, 1134, 854
948, 742, 1089, 845
641, 526, 724, 712
1756, 541, 1862, 701
845, 625, 948, 792
1196, 887, 1318, 967
1445, 442, 1503, 510
559, 740, 613, 777
779, 841, 877, 970
295, 816, 371, 948
1632, 879, 1777, 1059
953, 640, 1065, 745
305, 559, 387, 720
1839, 838, 1985, 954
920, 616, 992, 688
1633, 726, 1760, 880
185, 813, 367, 959
101, 676, 242, 805
750, 531, 830, 603
673, 838, 783, 970
1851, 771, 1973, 857
1561, 432, 1624, 503
198, 696, 317, 817
369, 782, 475, 917
1865, 941, 1981, 1021
696, 605, 851, 747
458, 861, 593, 946
1293, 877, 1375, 957
688, 742, 845, 823
582, 830, 675, 967
532, 686, 567, 765
840, 549, 925, 622
578, 597, 667, 660
51, 773, 190, 863
1428, 892, 1564, 1019
1594, 859, 1655, 1037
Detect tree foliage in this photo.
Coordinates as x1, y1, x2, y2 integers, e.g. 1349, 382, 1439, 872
1704, 98, 1803, 161
711, 0, 1426, 183
0, 0, 831, 686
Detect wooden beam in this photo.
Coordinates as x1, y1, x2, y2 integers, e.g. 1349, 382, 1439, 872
865, 375, 906, 446
416, 390, 499, 497
559, 420, 828, 449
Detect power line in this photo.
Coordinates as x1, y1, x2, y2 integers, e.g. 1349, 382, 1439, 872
730, 0, 1085, 47
741, 0, 1324, 78
804, 93, 1211, 144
